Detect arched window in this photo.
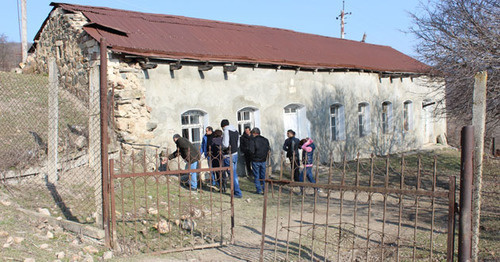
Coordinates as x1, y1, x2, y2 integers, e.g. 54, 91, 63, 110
181, 110, 206, 148
382, 101, 393, 134
237, 107, 260, 134
283, 104, 310, 139
358, 102, 371, 137
403, 100, 413, 132
330, 103, 345, 141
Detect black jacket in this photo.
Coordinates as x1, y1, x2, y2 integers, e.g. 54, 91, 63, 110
283, 136, 300, 159
249, 135, 270, 162
239, 133, 253, 154
168, 137, 201, 162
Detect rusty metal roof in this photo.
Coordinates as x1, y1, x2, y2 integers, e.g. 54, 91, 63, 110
44, 2, 429, 73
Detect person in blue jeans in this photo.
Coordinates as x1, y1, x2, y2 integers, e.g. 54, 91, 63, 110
221, 119, 243, 198
200, 126, 216, 185
168, 134, 201, 191
248, 128, 270, 194
299, 138, 316, 184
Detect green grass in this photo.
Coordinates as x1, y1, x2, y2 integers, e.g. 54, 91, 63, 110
0, 71, 89, 171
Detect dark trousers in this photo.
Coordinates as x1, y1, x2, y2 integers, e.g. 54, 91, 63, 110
243, 153, 253, 177
289, 157, 301, 182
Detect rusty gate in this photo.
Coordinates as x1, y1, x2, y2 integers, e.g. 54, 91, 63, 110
105, 148, 236, 254
259, 153, 456, 262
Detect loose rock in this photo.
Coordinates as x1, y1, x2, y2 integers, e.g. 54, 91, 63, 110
153, 219, 171, 234
23, 258, 35, 262
13, 237, 24, 244
0, 231, 9, 237
40, 243, 49, 249
55, 251, 65, 259
83, 245, 99, 254
46, 231, 54, 239
38, 208, 51, 216
0, 200, 12, 206
102, 251, 113, 260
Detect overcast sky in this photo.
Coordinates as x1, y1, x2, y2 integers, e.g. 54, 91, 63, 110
1, 0, 425, 58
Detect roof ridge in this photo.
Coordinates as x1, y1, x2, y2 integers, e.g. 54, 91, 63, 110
52, 2, 396, 50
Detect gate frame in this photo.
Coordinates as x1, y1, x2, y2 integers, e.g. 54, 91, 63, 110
104, 152, 236, 253
259, 154, 457, 262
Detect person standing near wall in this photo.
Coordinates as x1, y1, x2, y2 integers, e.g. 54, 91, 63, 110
210, 129, 225, 191
221, 119, 243, 198
239, 126, 254, 178
299, 138, 317, 185
283, 129, 300, 182
249, 128, 270, 195
168, 134, 201, 192
200, 126, 215, 185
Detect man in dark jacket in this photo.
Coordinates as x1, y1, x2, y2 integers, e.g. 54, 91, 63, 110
168, 134, 201, 191
283, 129, 300, 182
221, 119, 243, 198
239, 126, 253, 178
249, 128, 270, 194
200, 126, 215, 185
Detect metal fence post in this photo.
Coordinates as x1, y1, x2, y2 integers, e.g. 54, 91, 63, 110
459, 126, 473, 262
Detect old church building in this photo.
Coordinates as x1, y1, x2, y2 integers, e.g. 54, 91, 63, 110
29, 3, 446, 162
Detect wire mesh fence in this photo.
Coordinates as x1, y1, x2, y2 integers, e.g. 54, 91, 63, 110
0, 67, 102, 226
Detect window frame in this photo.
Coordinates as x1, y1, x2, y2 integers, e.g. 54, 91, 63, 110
180, 110, 206, 148
237, 107, 257, 135
381, 101, 393, 134
403, 100, 413, 132
330, 103, 346, 141
358, 102, 371, 137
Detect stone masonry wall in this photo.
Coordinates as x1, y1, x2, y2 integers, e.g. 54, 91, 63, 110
107, 58, 153, 154
28, 8, 98, 104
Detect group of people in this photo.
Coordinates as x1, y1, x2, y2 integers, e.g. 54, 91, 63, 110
282, 129, 318, 185
161, 119, 317, 198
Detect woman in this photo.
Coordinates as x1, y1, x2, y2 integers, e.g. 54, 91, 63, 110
299, 138, 316, 184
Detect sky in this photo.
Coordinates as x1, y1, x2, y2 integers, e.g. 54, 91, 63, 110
1, 0, 425, 58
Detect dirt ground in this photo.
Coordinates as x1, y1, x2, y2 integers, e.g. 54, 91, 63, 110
0, 148, 498, 261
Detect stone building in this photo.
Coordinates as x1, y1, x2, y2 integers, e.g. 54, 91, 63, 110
29, 3, 446, 163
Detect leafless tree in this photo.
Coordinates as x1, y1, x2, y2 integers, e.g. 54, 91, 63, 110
0, 34, 9, 71
409, 0, 499, 146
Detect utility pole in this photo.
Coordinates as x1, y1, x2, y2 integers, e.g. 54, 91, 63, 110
21, 0, 27, 64
336, 0, 352, 39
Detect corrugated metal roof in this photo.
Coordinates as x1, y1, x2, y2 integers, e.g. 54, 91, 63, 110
44, 2, 428, 73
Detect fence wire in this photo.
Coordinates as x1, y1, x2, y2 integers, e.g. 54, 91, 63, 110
0, 71, 102, 225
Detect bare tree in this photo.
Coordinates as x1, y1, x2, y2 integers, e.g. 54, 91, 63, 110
0, 34, 9, 71
409, 0, 499, 146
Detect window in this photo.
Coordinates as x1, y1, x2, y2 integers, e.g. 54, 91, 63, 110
403, 100, 413, 132
283, 104, 310, 139
181, 110, 205, 149
330, 104, 345, 141
237, 108, 256, 134
382, 101, 393, 134
358, 102, 371, 137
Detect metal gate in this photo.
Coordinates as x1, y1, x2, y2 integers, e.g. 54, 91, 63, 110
259, 153, 456, 261
106, 148, 236, 254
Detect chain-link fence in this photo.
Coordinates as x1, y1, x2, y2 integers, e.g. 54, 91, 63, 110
0, 64, 102, 226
